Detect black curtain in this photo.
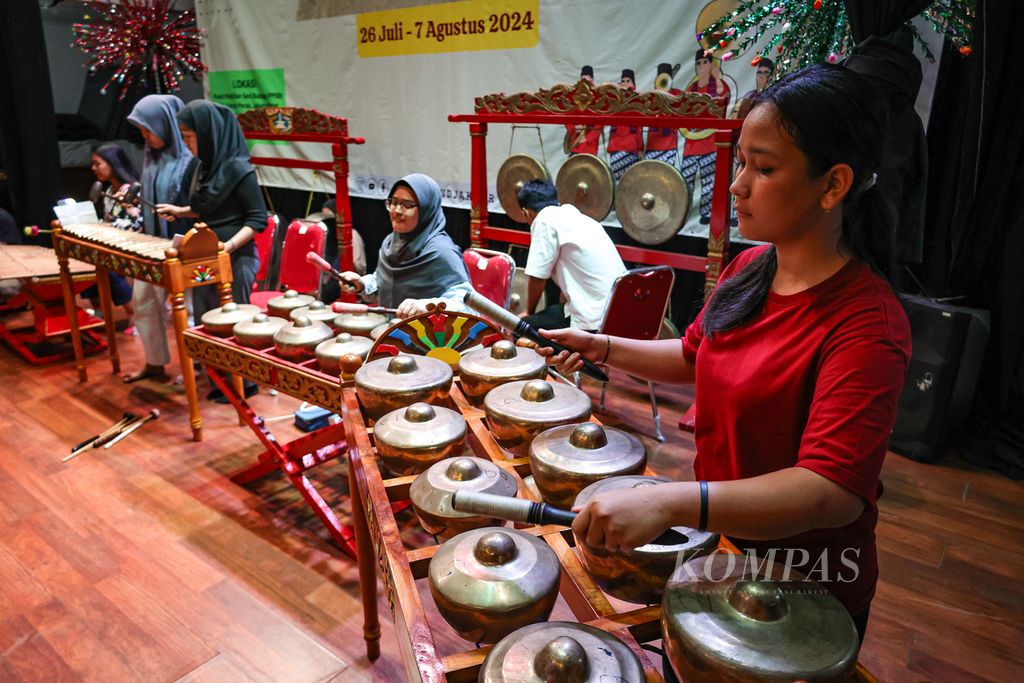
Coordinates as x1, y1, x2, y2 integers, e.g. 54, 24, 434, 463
842, 0, 931, 265
843, 0, 932, 41
0, 0, 62, 238
925, 0, 1024, 478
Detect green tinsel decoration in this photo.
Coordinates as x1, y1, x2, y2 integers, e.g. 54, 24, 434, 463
700, 0, 975, 77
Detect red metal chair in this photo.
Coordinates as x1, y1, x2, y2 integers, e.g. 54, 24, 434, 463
594, 266, 675, 441
464, 247, 516, 309
250, 218, 327, 310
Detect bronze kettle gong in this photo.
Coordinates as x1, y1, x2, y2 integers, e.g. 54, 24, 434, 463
429, 527, 560, 644
409, 456, 519, 539
661, 553, 860, 682
458, 340, 547, 406
479, 621, 644, 682
573, 475, 718, 604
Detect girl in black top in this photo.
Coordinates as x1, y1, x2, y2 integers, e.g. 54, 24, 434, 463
156, 100, 267, 400
155, 100, 266, 314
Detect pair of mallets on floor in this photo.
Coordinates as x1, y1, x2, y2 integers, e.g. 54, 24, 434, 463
64, 409, 160, 462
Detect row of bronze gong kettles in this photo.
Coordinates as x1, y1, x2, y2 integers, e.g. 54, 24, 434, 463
496, 142, 696, 245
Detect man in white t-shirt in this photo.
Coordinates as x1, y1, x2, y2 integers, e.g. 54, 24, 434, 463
517, 179, 626, 331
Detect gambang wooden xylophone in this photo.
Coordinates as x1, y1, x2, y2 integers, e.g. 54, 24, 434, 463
53, 221, 234, 441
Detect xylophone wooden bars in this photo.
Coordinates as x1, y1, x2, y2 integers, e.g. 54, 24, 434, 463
53, 222, 233, 441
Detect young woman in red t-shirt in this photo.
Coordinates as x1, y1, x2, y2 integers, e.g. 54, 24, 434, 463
535, 63, 911, 642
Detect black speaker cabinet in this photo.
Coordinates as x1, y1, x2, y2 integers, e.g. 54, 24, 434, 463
890, 294, 990, 462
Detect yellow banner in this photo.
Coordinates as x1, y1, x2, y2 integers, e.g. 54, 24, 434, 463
356, 0, 539, 57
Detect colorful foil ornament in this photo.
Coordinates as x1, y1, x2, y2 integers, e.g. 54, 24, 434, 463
696, 0, 974, 79
72, 0, 206, 100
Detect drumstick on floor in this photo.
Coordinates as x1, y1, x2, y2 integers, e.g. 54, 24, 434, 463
102, 409, 160, 449
64, 412, 138, 462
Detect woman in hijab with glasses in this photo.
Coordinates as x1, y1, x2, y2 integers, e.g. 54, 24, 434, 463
156, 99, 267, 399
336, 173, 471, 319
121, 94, 196, 383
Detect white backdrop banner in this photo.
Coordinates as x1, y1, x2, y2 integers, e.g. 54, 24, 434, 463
195, 0, 941, 233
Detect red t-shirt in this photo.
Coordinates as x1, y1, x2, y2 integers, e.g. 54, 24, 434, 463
682, 245, 911, 615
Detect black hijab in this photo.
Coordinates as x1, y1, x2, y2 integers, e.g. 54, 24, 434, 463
176, 100, 254, 215
375, 174, 469, 308
93, 144, 139, 186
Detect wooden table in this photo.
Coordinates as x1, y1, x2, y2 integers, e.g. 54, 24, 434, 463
0, 244, 105, 363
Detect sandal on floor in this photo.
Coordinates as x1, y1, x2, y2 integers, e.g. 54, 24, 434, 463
122, 366, 170, 384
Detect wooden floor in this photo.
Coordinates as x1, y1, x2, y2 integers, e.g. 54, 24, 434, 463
0, 309, 1021, 682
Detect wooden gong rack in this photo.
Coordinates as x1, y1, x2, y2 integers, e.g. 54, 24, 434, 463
345, 380, 882, 681
347, 413, 886, 675
343, 306, 879, 681
337, 309, 880, 679
344, 375, 675, 681
449, 79, 744, 300
236, 106, 365, 275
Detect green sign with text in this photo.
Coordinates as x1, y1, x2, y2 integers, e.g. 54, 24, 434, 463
208, 68, 286, 113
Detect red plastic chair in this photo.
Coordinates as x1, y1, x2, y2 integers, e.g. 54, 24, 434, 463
595, 266, 675, 441
252, 213, 279, 292
464, 247, 516, 309
251, 218, 327, 310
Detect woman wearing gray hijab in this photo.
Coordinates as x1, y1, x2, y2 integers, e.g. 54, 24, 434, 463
123, 94, 195, 383
337, 173, 471, 319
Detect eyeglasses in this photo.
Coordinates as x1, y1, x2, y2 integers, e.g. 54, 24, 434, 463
385, 198, 418, 212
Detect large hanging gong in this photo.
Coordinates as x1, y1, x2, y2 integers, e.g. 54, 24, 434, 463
555, 153, 614, 221
615, 160, 690, 245
497, 154, 550, 224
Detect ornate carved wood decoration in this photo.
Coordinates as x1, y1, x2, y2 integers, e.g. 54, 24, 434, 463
474, 79, 726, 118
183, 333, 344, 413
236, 106, 349, 137
54, 241, 166, 284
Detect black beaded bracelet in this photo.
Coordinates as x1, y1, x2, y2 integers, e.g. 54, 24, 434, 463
698, 480, 709, 532
601, 335, 611, 364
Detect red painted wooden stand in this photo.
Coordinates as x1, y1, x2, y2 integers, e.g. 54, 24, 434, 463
448, 79, 743, 299
184, 326, 359, 558
237, 107, 365, 277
